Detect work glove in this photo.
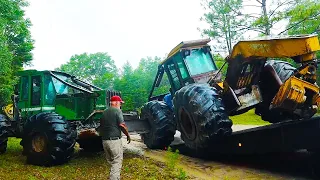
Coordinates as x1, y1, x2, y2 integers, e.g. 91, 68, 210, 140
127, 135, 131, 144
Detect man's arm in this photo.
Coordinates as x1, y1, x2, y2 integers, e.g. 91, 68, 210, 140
120, 123, 131, 144
99, 117, 103, 126
117, 110, 131, 144
96, 112, 105, 133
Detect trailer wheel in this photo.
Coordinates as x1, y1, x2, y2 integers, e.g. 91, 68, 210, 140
0, 114, 9, 154
141, 101, 176, 149
173, 83, 232, 150
21, 112, 76, 166
256, 60, 296, 123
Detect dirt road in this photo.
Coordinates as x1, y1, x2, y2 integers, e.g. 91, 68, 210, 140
122, 125, 318, 180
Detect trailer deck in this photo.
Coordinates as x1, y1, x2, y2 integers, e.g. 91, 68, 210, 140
124, 112, 320, 155
211, 115, 320, 154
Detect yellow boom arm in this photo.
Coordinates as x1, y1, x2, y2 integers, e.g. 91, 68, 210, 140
230, 34, 320, 62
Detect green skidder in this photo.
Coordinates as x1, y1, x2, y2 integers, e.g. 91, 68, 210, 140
0, 70, 121, 166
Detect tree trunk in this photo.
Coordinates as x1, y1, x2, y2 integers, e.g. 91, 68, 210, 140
261, 0, 270, 35
227, 16, 232, 54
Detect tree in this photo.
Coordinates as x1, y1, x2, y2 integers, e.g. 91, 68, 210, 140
113, 57, 169, 111
0, 42, 13, 106
251, 0, 293, 35
113, 62, 135, 111
0, 0, 34, 106
286, 0, 320, 59
199, 0, 318, 54
56, 52, 117, 89
199, 0, 247, 53
0, 0, 34, 69
213, 54, 228, 76
285, 0, 320, 37
132, 57, 163, 108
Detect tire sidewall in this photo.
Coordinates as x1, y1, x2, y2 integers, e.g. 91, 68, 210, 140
0, 115, 9, 153
140, 101, 175, 149
22, 112, 75, 166
173, 83, 232, 149
141, 102, 157, 146
257, 60, 297, 123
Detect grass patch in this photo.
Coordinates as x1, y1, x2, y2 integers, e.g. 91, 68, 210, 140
230, 109, 270, 125
0, 138, 191, 180
165, 147, 187, 180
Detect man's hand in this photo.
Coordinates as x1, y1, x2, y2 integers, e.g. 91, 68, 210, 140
120, 123, 131, 144
127, 135, 131, 144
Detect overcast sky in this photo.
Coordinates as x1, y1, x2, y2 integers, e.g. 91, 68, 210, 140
23, 0, 207, 70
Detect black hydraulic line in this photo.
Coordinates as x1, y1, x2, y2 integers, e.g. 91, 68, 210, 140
209, 61, 227, 84
72, 77, 102, 90
49, 71, 93, 94
51, 70, 102, 90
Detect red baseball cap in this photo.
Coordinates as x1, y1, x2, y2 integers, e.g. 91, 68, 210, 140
110, 95, 124, 103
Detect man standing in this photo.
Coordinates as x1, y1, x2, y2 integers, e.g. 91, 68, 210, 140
100, 95, 131, 180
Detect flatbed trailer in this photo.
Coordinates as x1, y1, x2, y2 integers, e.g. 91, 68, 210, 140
125, 115, 320, 154
211, 116, 320, 154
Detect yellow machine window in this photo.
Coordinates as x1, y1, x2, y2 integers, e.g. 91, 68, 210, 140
177, 60, 189, 79
185, 49, 216, 76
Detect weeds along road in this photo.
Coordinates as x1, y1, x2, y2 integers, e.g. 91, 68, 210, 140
123, 125, 319, 180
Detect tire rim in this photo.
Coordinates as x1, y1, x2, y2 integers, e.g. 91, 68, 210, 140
179, 108, 196, 140
32, 134, 46, 153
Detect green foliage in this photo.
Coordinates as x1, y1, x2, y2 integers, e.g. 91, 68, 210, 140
213, 54, 228, 76
0, 0, 34, 106
165, 147, 187, 180
114, 57, 170, 111
240, 0, 318, 37
56, 52, 117, 89
166, 147, 179, 170
230, 109, 270, 125
0, 0, 34, 68
0, 40, 14, 106
286, 0, 319, 37
200, 0, 247, 53
251, 0, 290, 35
57, 55, 169, 112
199, 0, 319, 58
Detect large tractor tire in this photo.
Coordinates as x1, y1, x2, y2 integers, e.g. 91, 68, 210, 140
21, 112, 76, 166
141, 101, 176, 149
256, 60, 296, 123
267, 60, 296, 80
0, 114, 9, 154
173, 83, 232, 150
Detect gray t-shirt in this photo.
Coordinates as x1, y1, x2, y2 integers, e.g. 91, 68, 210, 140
100, 107, 124, 140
